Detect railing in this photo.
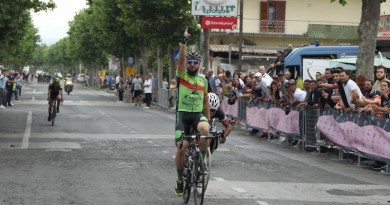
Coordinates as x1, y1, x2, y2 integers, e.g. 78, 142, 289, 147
220, 98, 390, 173
155, 90, 389, 172
260, 20, 285, 33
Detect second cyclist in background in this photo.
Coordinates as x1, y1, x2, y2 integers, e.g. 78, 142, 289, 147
208, 92, 233, 144
47, 76, 63, 121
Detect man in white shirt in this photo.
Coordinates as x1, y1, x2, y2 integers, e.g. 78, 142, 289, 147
286, 79, 306, 106
143, 74, 152, 108
258, 65, 273, 86
253, 72, 271, 100
339, 70, 362, 110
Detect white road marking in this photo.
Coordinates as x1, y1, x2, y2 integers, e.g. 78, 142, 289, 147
213, 177, 226, 182
232, 187, 247, 193
207, 181, 390, 204
257, 201, 270, 205
25, 92, 44, 94
21, 111, 32, 149
97, 109, 105, 115
153, 144, 159, 147
147, 141, 154, 143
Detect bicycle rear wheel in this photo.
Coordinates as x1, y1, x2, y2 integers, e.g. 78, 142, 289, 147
193, 155, 205, 205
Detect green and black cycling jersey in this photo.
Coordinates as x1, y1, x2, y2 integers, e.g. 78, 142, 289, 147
48, 83, 62, 100
176, 69, 208, 112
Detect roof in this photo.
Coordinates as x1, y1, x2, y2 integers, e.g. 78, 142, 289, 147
209, 44, 279, 55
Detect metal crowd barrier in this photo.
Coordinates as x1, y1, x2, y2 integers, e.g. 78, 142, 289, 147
220, 98, 390, 173
156, 88, 176, 109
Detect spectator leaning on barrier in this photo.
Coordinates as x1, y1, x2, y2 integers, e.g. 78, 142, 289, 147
337, 70, 363, 111
325, 68, 333, 84
373, 65, 390, 92
258, 65, 273, 84
355, 75, 366, 93
270, 81, 281, 103
319, 88, 337, 109
215, 74, 223, 96
303, 79, 310, 91
363, 80, 374, 98
373, 81, 390, 115
285, 79, 306, 106
300, 80, 321, 108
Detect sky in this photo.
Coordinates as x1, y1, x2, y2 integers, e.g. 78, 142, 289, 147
31, 0, 88, 45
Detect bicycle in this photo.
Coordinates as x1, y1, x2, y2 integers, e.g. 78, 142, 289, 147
50, 100, 63, 126
181, 133, 214, 205
51, 100, 57, 126
209, 118, 226, 155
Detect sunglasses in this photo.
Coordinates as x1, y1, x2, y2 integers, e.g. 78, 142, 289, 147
186, 60, 200, 65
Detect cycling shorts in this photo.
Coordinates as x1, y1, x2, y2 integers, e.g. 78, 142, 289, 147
175, 111, 208, 144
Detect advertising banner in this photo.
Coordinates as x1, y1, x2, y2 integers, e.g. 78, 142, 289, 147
191, 0, 238, 17
201, 16, 237, 29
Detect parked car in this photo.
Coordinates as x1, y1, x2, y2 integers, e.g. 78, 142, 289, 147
77, 74, 85, 83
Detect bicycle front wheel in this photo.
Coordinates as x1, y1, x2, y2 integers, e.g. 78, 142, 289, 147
193, 155, 205, 205
182, 167, 192, 203
203, 148, 211, 190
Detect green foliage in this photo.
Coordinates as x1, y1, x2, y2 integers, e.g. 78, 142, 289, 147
0, 0, 56, 66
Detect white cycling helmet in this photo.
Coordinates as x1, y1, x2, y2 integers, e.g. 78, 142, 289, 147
208, 93, 220, 110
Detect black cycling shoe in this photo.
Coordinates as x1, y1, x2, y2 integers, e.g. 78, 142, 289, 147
57, 107, 60, 113
175, 179, 183, 197
48, 116, 51, 121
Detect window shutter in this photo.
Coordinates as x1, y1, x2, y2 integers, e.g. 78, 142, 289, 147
260, 1, 268, 20
260, 1, 268, 32
275, 1, 286, 21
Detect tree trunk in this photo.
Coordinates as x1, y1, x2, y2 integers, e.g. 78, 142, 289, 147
157, 45, 162, 88
202, 28, 210, 72
356, 0, 380, 79
168, 47, 176, 82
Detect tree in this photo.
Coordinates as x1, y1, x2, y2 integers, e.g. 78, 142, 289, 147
0, 0, 55, 65
332, 0, 385, 79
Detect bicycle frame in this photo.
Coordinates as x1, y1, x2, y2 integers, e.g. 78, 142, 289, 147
181, 133, 213, 205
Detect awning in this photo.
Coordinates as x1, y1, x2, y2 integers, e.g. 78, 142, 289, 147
209, 44, 278, 55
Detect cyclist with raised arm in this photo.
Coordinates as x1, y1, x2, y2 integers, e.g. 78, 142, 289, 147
47, 76, 63, 121
174, 28, 210, 197
208, 92, 233, 144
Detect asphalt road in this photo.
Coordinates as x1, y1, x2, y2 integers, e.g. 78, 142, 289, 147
0, 80, 389, 205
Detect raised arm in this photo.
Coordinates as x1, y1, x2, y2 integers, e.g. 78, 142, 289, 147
177, 27, 190, 73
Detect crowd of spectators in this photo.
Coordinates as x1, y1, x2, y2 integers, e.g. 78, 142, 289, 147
205, 63, 390, 118
0, 68, 24, 108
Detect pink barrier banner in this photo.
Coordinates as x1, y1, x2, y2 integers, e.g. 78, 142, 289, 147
316, 115, 390, 159
267, 108, 300, 135
221, 98, 238, 117
246, 107, 268, 129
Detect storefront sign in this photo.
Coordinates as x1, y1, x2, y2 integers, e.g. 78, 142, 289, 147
191, 0, 238, 17
201, 16, 237, 29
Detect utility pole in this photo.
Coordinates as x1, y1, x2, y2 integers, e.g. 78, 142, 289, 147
238, 0, 244, 70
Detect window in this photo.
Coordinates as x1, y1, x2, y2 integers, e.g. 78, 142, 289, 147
260, 1, 286, 33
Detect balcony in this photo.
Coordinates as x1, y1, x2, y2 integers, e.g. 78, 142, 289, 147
260, 20, 285, 33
